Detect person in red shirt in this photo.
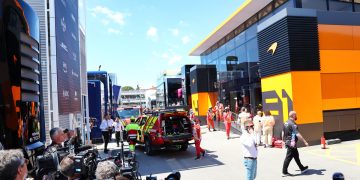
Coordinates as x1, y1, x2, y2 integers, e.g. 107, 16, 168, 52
193, 119, 205, 160
207, 107, 216, 132
223, 107, 233, 140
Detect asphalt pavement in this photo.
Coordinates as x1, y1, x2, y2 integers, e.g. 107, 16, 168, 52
97, 127, 360, 180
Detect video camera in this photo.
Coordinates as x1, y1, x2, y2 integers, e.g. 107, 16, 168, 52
35, 142, 97, 180
73, 148, 99, 178
109, 142, 141, 180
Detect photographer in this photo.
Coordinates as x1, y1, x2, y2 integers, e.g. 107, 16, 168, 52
0, 149, 29, 180
63, 129, 75, 148
45, 127, 66, 154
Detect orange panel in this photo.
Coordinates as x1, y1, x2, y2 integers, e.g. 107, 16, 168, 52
196, 92, 218, 116
318, 24, 354, 50
199, 93, 208, 116
321, 73, 356, 99
291, 72, 323, 124
208, 92, 218, 108
354, 26, 360, 50
356, 73, 360, 105
320, 50, 360, 73
322, 98, 358, 111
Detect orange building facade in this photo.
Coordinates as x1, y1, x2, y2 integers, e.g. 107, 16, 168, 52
190, 0, 360, 144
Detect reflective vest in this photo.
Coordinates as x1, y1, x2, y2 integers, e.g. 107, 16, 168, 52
126, 123, 140, 140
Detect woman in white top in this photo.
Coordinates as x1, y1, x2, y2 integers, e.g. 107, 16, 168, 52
262, 111, 275, 148
238, 107, 250, 131
113, 117, 124, 147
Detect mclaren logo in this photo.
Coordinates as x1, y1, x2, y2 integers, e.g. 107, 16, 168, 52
267, 42, 278, 55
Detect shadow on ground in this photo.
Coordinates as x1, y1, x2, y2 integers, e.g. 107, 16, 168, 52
293, 169, 327, 176
133, 145, 224, 176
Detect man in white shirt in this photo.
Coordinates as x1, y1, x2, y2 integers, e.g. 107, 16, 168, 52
100, 114, 113, 153
113, 117, 124, 147
240, 121, 258, 180
106, 115, 114, 141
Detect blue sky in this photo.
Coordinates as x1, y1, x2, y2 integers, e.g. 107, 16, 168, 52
86, 0, 245, 89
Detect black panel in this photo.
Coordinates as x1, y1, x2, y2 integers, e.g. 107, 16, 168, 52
258, 16, 320, 78
181, 65, 196, 106
190, 65, 217, 94
189, 70, 197, 94
258, 17, 291, 77
288, 17, 320, 71
208, 67, 217, 92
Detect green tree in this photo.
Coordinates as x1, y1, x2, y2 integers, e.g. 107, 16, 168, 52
122, 86, 134, 91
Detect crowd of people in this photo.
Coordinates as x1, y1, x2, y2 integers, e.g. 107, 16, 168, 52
0, 106, 347, 180
188, 101, 313, 180
0, 125, 131, 180
195, 101, 276, 144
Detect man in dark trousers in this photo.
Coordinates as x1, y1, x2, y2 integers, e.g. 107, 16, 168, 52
282, 111, 309, 176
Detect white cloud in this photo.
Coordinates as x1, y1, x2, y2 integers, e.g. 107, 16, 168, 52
160, 51, 182, 65
92, 6, 125, 26
168, 54, 182, 65
179, 20, 189, 27
161, 53, 169, 59
146, 26, 158, 41
107, 28, 120, 35
182, 35, 190, 45
170, 28, 179, 36
101, 19, 110, 26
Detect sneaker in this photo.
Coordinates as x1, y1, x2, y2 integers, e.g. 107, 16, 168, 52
301, 166, 309, 174
282, 172, 292, 177
202, 151, 206, 157
213, 129, 217, 131
195, 156, 201, 160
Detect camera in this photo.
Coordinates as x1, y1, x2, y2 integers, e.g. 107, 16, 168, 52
35, 144, 97, 179
35, 150, 66, 180
73, 148, 99, 178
